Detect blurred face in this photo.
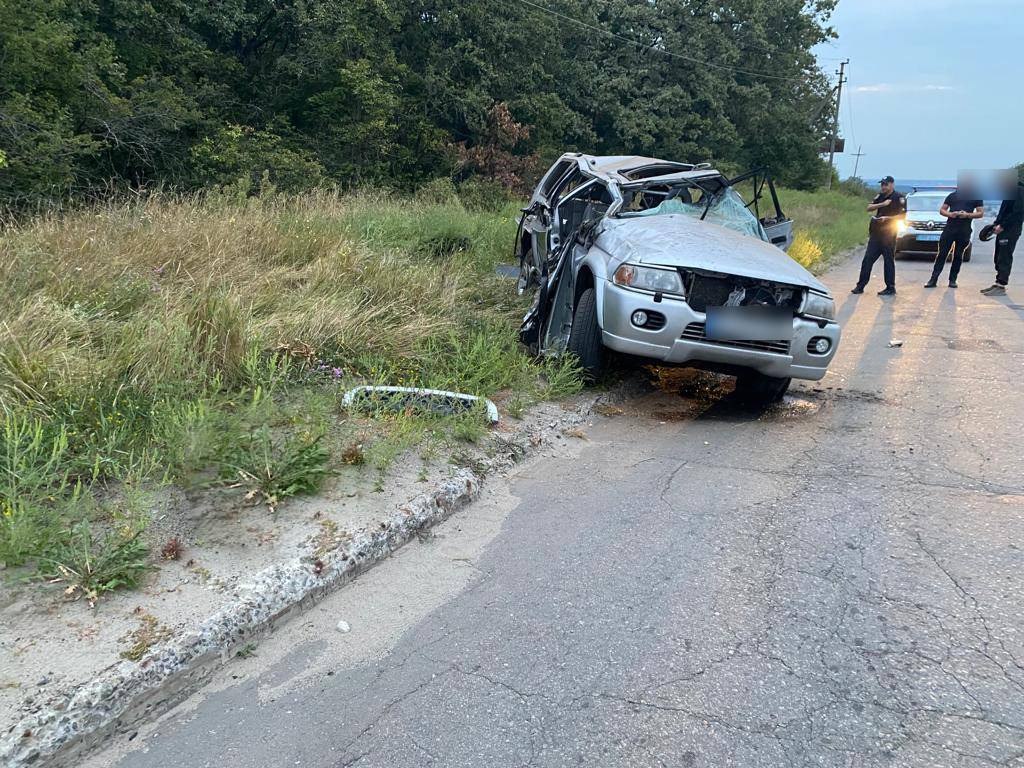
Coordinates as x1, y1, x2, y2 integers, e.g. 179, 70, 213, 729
880, 181, 894, 195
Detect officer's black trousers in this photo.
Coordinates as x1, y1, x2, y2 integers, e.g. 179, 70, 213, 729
994, 226, 1020, 286
857, 236, 896, 290
930, 229, 970, 283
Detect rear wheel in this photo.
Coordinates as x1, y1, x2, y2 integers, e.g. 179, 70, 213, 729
566, 288, 605, 383
964, 243, 972, 262
734, 371, 790, 406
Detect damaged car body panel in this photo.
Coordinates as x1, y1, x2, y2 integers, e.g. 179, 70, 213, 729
516, 153, 841, 400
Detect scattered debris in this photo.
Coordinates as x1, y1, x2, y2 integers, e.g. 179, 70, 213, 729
593, 403, 626, 417
119, 613, 172, 662
160, 537, 184, 561
336, 620, 351, 634
494, 264, 521, 279
273, 339, 317, 364
888, 339, 904, 348
341, 386, 500, 424
340, 442, 366, 465
563, 427, 588, 440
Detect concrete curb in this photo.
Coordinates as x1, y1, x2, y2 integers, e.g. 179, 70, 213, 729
0, 469, 484, 767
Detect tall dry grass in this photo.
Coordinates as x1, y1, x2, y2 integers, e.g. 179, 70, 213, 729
1, 188, 573, 576
0, 190, 502, 409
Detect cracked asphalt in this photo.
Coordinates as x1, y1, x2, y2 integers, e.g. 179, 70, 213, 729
98, 244, 1024, 768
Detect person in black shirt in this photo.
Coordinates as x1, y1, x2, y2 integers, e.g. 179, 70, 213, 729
924, 189, 983, 288
981, 180, 1024, 296
852, 176, 906, 296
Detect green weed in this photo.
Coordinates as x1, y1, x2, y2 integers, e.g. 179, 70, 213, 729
220, 426, 332, 512
42, 523, 151, 606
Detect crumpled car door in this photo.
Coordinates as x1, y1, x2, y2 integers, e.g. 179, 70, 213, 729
728, 169, 794, 251
520, 180, 610, 354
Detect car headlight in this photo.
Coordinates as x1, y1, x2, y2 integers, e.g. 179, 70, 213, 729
803, 291, 835, 320
896, 221, 907, 236
612, 264, 684, 295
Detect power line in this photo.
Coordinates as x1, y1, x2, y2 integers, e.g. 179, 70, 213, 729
580, 0, 848, 61
844, 82, 859, 148
851, 146, 866, 179
514, 0, 819, 84
825, 59, 849, 190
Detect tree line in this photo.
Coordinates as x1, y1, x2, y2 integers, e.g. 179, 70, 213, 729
0, 0, 839, 207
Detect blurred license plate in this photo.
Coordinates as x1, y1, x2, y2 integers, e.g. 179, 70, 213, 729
917, 233, 941, 242
705, 306, 793, 341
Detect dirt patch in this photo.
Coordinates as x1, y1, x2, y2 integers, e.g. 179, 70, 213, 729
799, 385, 891, 405
945, 337, 1005, 352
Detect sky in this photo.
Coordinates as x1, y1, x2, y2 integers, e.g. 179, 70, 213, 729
813, 0, 1022, 182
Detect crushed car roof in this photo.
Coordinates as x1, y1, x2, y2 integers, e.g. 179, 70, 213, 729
566, 153, 722, 184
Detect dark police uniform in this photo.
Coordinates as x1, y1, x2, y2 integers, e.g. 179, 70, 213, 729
855, 187, 907, 292
992, 182, 1024, 286
930, 190, 981, 285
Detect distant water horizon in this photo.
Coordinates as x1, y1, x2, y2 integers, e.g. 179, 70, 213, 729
894, 179, 956, 193
850, 177, 957, 193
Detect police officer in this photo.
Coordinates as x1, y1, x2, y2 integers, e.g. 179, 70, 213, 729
852, 176, 906, 296
981, 178, 1024, 296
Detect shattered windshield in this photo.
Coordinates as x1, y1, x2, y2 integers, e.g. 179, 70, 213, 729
619, 185, 768, 241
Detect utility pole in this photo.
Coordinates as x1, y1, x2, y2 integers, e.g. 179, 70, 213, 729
851, 145, 866, 180
825, 59, 849, 190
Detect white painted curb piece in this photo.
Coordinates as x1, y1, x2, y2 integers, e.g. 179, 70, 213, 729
341, 386, 501, 424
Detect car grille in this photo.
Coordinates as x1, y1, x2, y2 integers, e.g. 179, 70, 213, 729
683, 272, 803, 314
906, 219, 945, 230
681, 322, 790, 355
685, 274, 734, 313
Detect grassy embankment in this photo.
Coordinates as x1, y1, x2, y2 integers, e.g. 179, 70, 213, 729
0, 186, 582, 599
0, 183, 868, 600
782, 188, 868, 272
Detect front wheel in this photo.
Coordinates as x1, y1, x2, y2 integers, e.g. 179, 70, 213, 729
566, 288, 605, 383
734, 371, 790, 406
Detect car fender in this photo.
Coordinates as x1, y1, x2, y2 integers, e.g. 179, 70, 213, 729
576, 245, 613, 325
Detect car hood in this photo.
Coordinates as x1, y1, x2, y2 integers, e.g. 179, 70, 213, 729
597, 214, 829, 294
905, 210, 944, 223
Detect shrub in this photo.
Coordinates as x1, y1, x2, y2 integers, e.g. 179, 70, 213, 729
788, 232, 825, 270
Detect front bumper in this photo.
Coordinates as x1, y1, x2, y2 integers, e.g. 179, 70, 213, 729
600, 280, 841, 381
897, 230, 944, 255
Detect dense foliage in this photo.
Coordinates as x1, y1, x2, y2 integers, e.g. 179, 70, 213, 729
0, 0, 840, 206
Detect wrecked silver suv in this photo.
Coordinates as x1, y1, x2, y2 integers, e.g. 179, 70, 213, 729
515, 153, 841, 403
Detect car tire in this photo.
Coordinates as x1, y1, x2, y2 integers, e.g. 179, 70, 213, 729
964, 244, 972, 263
734, 371, 790, 406
567, 288, 605, 383
517, 246, 537, 295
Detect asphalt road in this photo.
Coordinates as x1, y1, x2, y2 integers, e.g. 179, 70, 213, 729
97, 243, 1024, 768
